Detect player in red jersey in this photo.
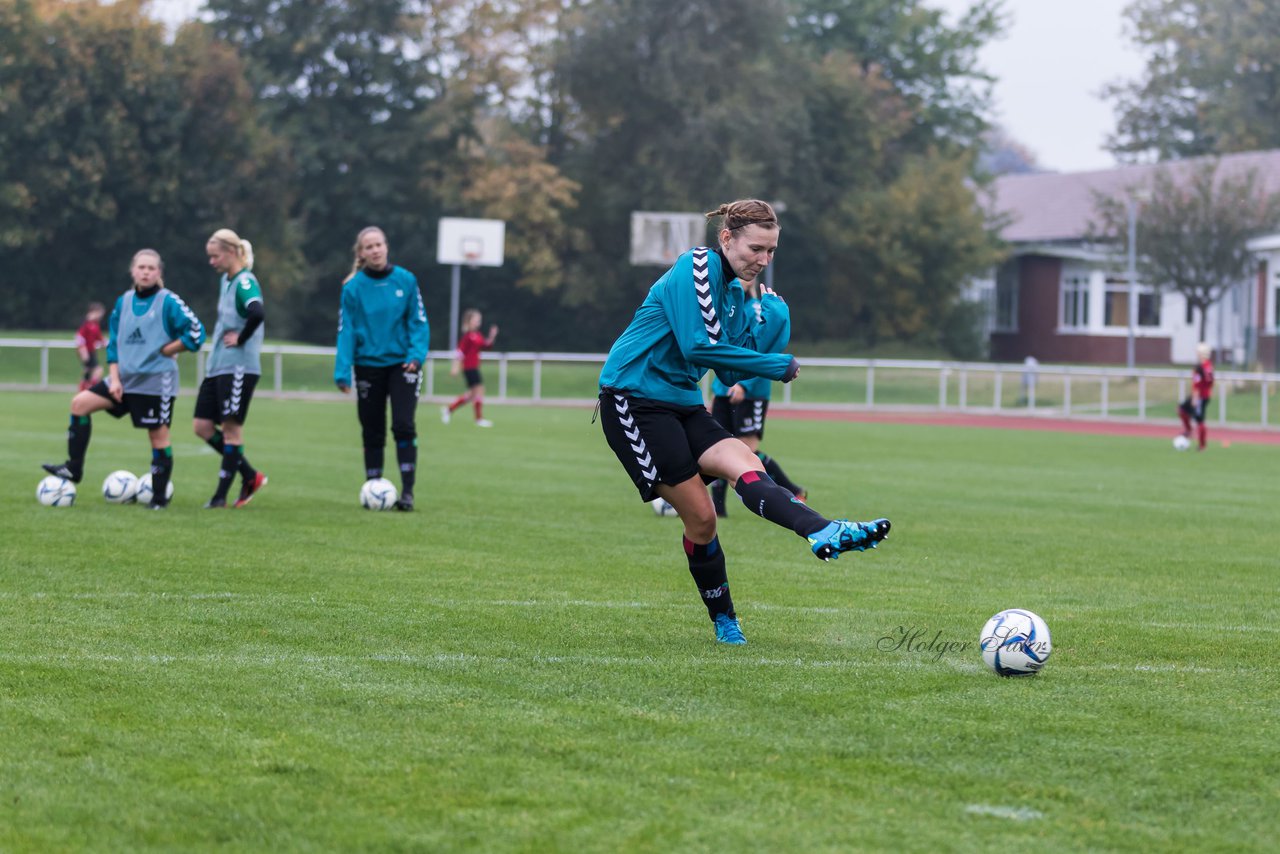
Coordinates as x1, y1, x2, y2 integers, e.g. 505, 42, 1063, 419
75, 302, 107, 391
442, 309, 498, 427
1178, 342, 1214, 450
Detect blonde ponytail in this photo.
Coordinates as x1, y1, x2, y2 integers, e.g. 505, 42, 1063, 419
209, 228, 253, 271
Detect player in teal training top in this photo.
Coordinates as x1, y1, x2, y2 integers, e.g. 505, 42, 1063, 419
598, 199, 890, 646
709, 275, 806, 517
43, 248, 205, 508
334, 226, 430, 511
193, 228, 269, 508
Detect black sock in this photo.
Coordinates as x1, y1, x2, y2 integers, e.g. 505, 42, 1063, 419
237, 444, 258, 482
734, 470, 829, 537
150, 447, 173, 505
395, 439, 416, 497
66, 414, 91, 481
684, 536, 734, 620
710, 479, 728, 516
205, 428, 225, 454
364, 447, 383, 480
757, 452, 803, 496
213, 445, 240, 501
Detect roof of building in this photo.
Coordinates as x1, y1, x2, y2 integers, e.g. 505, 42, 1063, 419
989, 148, 1280, 243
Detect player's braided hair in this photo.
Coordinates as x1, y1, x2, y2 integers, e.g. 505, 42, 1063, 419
346, 226, 386, 283
704, 199, 779, 233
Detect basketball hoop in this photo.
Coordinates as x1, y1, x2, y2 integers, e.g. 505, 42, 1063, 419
630, 212, 705, 266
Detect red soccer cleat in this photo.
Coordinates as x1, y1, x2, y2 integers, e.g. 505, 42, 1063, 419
234, 471, 268, 508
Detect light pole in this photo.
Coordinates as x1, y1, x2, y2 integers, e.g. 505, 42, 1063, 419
1125, 196, 1138, 369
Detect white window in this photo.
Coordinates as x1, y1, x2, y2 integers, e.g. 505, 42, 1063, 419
1061, 270, 1090, 330
1104, 275, 1161, 328
1272, 268, 1280, 332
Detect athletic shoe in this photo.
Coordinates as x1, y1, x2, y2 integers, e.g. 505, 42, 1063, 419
42, 462, 80, 483
234, 471, 268, 508
475, 419, 493, 428
713, 613, 747, 645
204, 497, 227, 509
440, 406, 451, 424
146, 500, 168, 510
808, 518, 891, 561
395, 493, 415, 512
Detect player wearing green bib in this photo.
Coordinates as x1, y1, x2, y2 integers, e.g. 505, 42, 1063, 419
193, 229, 268, 508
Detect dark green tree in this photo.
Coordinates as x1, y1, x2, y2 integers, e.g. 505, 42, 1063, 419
545, 0, 1006, 352
0, 0, 296, 329
203, 0, 585, 344
1106, 0, 1280, 160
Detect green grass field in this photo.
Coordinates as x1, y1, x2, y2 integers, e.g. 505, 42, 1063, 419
1, 392, 1276, 851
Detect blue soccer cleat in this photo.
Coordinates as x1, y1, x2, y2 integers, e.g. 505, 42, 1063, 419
713, 613, 747, 645
808, 518, 891, 561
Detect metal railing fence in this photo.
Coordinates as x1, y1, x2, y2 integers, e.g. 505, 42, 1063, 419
2, 338, 1276, 428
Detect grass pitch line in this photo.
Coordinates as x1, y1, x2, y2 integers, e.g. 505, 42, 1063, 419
0, 592, 852, 615
964, 804, 1044, 821
0, 650, 933, 672
1144, 620, 1280, 634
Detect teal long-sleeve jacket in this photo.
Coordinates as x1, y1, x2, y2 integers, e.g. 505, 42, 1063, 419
711, 291, 790, 400
334, 265, 430, 387
599, 247, 793, 407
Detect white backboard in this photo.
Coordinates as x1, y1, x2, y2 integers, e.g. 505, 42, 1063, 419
437, 217, 505, 267
630, 212, 706, 266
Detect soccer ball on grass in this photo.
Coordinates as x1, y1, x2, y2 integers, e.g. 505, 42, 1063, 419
360, 478, 399, 511
979, 609, 1052, 677
102, 470, 140, 504
1172, 434, 1191, 451
136, 472, 174, 505
36, 475, 77, 507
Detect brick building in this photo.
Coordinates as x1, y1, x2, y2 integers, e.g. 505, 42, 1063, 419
973, 149, 1280, 368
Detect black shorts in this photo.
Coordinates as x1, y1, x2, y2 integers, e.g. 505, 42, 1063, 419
87, 380, 174, 429
710, 396, 769, 439
464, 368, 483, 388
83, 353, 99, 369
194, 372, 260, 425
1180, 397, 1209, 423
599, 390, 733, 502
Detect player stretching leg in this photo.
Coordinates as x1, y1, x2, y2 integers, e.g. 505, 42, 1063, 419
599, 200, 889, 646
709, 276, 805, 518
43, 249, 205, 508
193, 229, 268, 508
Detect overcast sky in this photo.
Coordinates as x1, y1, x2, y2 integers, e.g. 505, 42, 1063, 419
933, 0, 1146, 173
153, 0, 1145, 175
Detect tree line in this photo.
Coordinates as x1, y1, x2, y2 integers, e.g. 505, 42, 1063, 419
1, 0, 1009, 355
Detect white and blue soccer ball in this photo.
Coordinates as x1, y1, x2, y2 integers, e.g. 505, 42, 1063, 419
979, 609, 1052, 677
650, 497, 679, 517
1172, 434, 1191, 451
102, 470, 140, 504
36, 475, 77, 507
360, 477, 398, 511
136, 472, 174, 505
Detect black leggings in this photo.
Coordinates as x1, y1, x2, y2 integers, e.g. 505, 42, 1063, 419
354, 364, 420, 447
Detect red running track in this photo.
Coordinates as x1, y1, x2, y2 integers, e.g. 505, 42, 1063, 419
769, 408, 1280, 446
